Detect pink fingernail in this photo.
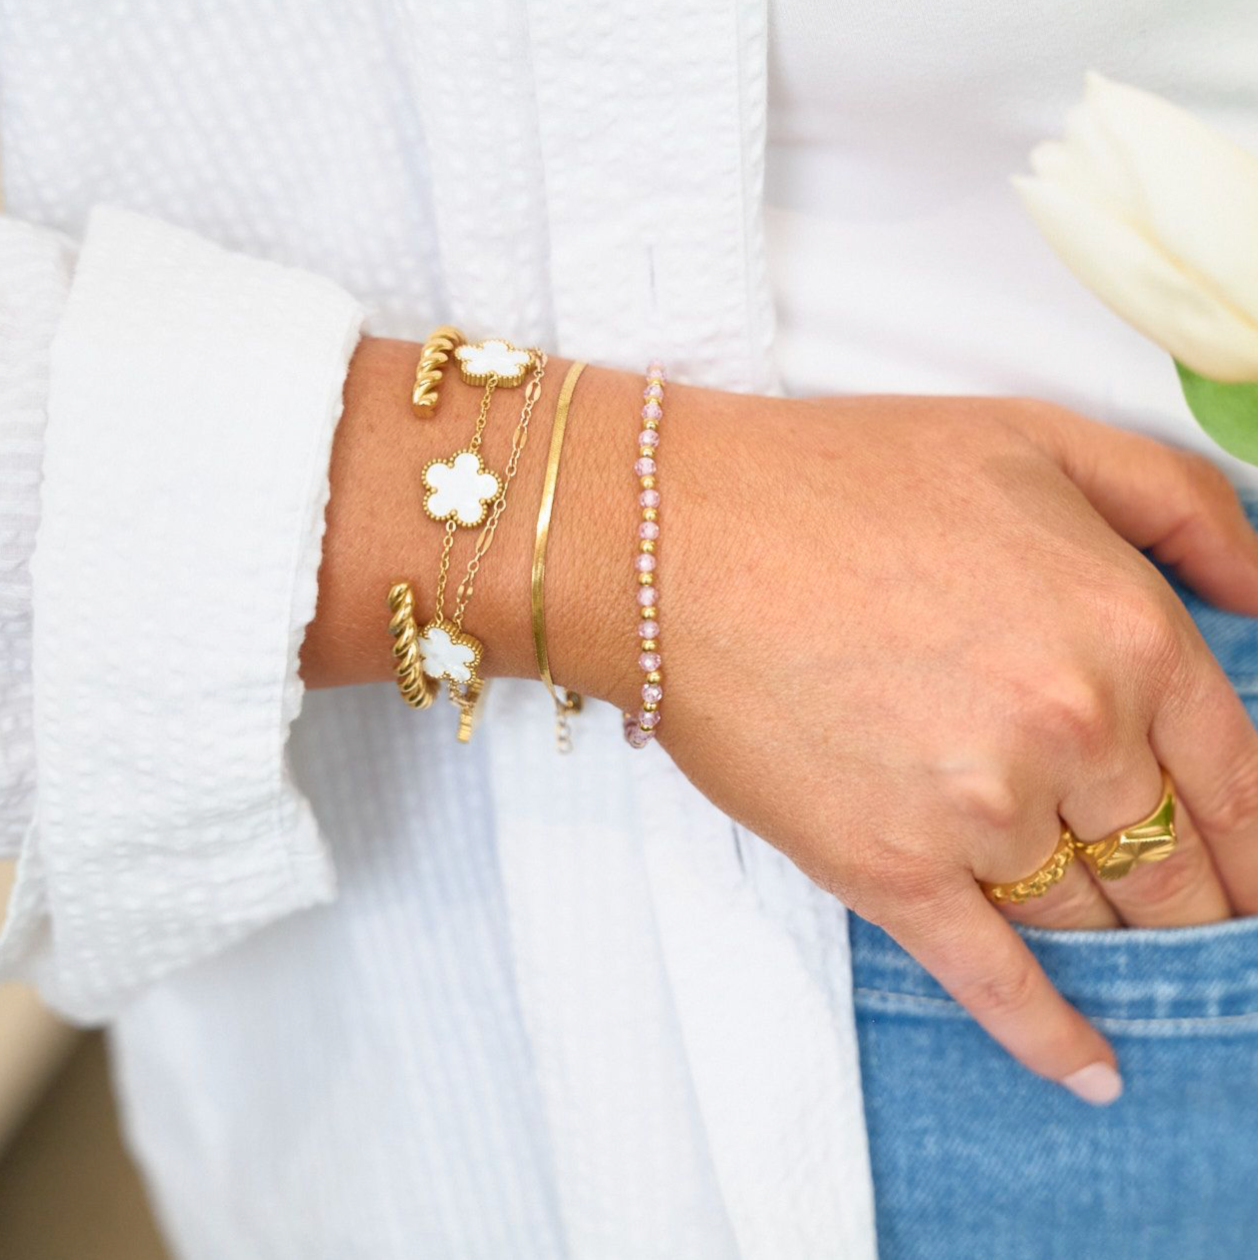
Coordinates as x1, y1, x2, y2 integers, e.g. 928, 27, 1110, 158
1061, 1061, 1124, 1106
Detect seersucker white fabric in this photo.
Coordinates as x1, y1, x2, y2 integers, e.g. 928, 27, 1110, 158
0, 1, 876, 1257
0, 219, 72, 860
6, 1, 1258, 1256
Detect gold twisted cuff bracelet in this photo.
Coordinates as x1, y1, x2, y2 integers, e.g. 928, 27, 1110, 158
386, 581, 437, 710
532, 361, 586, 752
411, 325, 465, 416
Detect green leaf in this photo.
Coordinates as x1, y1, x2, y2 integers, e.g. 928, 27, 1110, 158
1175, 360, 1258, 466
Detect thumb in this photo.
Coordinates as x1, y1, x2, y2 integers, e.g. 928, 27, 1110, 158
1023, 405, 1258, 617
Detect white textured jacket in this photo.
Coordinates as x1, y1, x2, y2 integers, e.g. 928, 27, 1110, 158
0, 1, 877, 1257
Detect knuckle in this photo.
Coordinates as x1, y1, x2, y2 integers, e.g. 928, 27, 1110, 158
1117, 588, 1184, 679
956, 958, 1040, 1019
1193, 761, 1258, 838
939, 768, 1020, 832
1030, 671, 1116, 757
1125, 853, 1207, 911
1178, 450, 1233, 503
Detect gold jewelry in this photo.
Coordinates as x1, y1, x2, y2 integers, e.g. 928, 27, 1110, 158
532, 362, 586, 752
386, 582, 437, 709
1072, 770, 1178, 881
411, 326, 465, 416
982, 830, 1076, 905
425, 350, 547, 741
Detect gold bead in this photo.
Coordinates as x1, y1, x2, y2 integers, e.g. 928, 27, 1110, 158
638, 573, 655, 586
642, 508, 659, 522
643, 418, 659, 430
640, 540, 656, 554
640, 475, 656, 490
641, 606, 657, 621
640, 639, 658, 652
646, 670, 662, 684
639, 448, 654, 461
643, 701, 658, 713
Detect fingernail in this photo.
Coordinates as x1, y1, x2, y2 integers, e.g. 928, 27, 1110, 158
1061, 1061, 1124, 1106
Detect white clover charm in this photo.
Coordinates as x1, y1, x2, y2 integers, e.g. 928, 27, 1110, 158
454, 338, 534, 386
418, 621, 482, 685
423, 450, 500, 527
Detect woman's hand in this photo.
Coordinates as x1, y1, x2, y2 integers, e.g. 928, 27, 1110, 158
649, 387, 1258, 1101
309, 341, 1258, 1101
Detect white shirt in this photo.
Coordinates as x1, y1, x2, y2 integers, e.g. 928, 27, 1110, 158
2, 3, 1255, 1258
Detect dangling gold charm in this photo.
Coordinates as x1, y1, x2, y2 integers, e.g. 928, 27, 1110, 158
453, 676, 487, 744
417, 619, 484, 686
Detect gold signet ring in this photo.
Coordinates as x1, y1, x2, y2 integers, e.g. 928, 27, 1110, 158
1071, 770, 1178, 881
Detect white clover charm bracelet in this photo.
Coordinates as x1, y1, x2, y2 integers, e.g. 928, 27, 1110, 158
388, 331, 547, 742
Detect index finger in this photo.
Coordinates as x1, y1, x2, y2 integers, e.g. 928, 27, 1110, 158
887, 885, 1123, 1106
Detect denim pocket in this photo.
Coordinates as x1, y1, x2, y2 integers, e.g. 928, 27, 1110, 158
851, 911, 1258, 1260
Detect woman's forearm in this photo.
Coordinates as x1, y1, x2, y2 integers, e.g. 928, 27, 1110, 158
301, 336, 683, 711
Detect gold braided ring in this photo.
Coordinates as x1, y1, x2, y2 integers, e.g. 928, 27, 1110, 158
411, 325, 465, 416
1072, 770, 1178, 881
982, 830, 1076, 905
387, 581, 437, 710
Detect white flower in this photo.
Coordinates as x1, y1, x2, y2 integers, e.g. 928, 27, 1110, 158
454, 338, 534, 386
1015, 72, 1258, 382
424, 451, 500, 527
419, 623, 479, 684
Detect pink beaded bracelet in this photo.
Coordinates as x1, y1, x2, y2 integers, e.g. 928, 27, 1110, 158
624, 361, 667, 748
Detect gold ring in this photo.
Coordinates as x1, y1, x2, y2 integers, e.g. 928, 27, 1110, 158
982, 830, 1076, 905
1071, 769, 1177, 881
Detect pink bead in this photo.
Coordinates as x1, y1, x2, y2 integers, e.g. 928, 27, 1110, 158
638, 621, 660, 639
639, 520, 660, 540
639, 428, 660, 447
639, 651, 661, 672
639, 488, 660, 508
626, 726, 654, 749
642, 402, 663, 421
647, 362, 667, 380
639, 710, 660, 730
637, 586, 658, 607
644, 382, 663, 400
642, 683, 663, 704
635, 553, 656, 573
634, 456, 656, 476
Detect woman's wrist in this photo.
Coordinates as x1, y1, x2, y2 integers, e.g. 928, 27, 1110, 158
302, 335, 677, 712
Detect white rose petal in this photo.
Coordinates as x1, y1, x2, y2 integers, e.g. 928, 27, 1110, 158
1017, 71, 1258, 382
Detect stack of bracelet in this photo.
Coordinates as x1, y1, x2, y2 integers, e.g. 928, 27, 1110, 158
624, 361, 666, 748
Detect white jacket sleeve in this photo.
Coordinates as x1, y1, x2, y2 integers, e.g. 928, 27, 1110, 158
0, 205, 366, 1022
0, 217, 75, 858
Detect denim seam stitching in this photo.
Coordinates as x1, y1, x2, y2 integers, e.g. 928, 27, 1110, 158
854, 986, 1258, 1030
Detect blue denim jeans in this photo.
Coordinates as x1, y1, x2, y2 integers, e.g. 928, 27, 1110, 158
851, 501, 1258, 1260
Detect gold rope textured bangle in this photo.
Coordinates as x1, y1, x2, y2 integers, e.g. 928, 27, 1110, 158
386, 581, 437, 709
411, 325, 465, 416
532, 361, 586, 752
